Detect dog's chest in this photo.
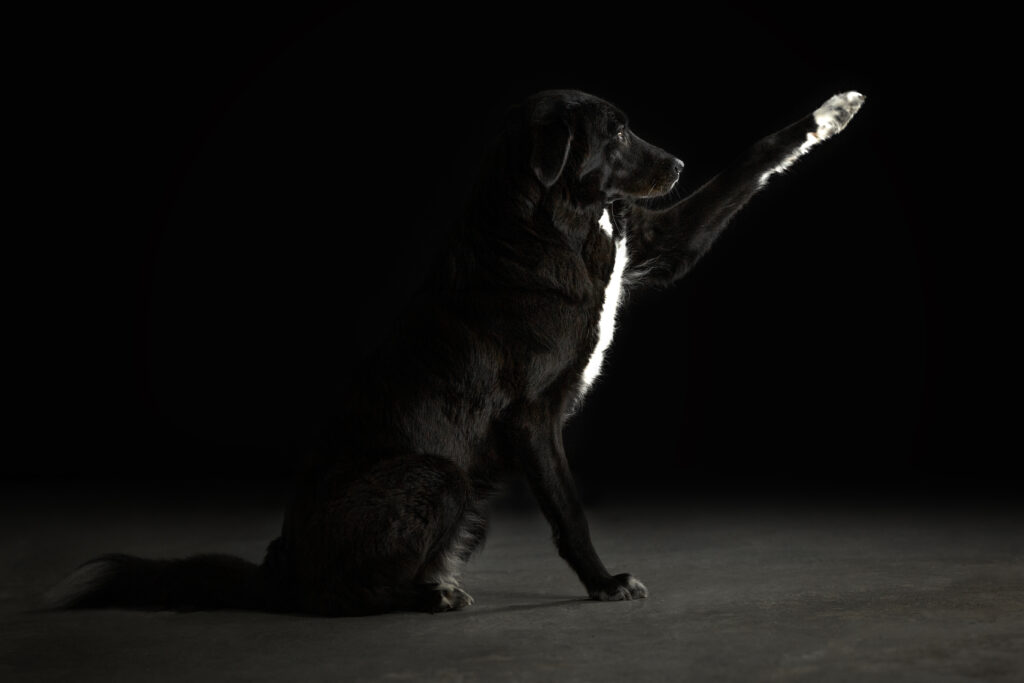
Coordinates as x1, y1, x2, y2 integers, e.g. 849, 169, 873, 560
579, 209, 628, 393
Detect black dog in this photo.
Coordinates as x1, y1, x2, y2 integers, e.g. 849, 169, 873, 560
48, 89, 863, 615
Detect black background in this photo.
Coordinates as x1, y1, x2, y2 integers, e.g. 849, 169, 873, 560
14, 3, 1019, 501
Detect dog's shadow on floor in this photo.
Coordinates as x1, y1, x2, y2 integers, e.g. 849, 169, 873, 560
15, 594, 607, 621
460, 594, 597, 616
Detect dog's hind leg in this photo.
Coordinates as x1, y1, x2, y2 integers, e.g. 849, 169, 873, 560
623, 92, 865, 287
404, 492, 488, 613
287, 454, 484, 615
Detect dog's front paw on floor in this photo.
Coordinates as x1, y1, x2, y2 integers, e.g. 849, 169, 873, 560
590, 573, 648, 601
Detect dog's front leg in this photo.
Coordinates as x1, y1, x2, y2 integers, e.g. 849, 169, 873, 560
517, 420, 647, 601
624, 92, 864, 287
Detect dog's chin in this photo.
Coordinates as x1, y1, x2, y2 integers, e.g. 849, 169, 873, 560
652, 176, 680, 197
638, 175, 681, 199
608, 177, 680, 203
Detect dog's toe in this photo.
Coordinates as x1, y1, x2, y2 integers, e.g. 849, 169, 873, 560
812, 91, 865, 140
430, 583, 474, 612
591, 573, 648, 601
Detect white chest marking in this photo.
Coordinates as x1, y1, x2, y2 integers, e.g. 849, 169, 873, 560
581, 209, 628, 390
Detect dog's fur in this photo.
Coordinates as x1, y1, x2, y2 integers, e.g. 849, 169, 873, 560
47, 89, 863, 615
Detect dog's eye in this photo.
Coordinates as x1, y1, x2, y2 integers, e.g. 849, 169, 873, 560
615, 128, 627, 141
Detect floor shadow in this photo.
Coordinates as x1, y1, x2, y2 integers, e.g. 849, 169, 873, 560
462, 594, 590, 615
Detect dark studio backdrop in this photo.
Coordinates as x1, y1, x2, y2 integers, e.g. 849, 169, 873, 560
14, 3, 1019, 503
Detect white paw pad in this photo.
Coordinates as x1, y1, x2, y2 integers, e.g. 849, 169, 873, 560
760, 90, 864, 185
812, 91, 865, 141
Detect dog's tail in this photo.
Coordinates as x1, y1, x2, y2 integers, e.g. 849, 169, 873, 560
44, 543, 290, 612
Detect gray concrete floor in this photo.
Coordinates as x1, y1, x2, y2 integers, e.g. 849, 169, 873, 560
1, 489, 1022, 682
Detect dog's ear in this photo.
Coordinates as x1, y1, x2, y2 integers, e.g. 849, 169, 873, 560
530, 118, 573, 187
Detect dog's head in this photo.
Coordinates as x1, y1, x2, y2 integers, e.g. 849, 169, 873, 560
525, 90, 683, 203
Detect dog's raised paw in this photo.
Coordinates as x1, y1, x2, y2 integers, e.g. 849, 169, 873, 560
590, 573, 648, 601
760, 91, 865, 185
812, 91, 865, 141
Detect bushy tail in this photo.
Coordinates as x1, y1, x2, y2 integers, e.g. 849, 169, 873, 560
44, 552, 287, 612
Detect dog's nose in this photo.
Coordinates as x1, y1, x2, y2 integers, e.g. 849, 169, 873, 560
673, 159, 685, 174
